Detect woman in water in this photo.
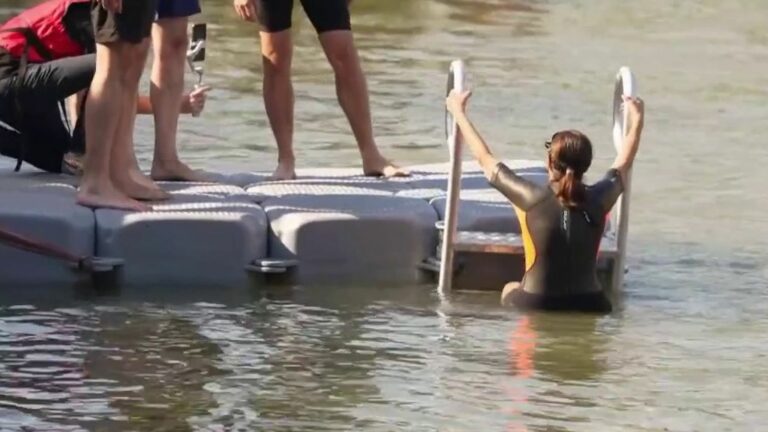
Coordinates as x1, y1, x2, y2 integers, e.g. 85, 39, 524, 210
445, 89, 645, 313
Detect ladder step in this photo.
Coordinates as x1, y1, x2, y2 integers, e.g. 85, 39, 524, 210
451, 231, 619, 256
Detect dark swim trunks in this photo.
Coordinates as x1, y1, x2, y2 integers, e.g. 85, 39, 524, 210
489, 162, 624, 311
157, 0, 201, 20
256, 0, 351, 34
91, 0, 158, 44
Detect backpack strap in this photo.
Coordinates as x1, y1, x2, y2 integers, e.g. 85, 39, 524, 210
0, 26, 54, 61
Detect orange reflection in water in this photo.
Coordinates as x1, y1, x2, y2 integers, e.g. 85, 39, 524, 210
503, 315, 538, 432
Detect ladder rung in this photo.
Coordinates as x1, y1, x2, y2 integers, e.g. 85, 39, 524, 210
451, 231, 619, 256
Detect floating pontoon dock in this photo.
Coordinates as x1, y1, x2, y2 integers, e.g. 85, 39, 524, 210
0, 63, 633, 292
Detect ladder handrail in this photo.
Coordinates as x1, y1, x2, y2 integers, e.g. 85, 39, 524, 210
437, 60, 467, 294
611, 66, 637, 291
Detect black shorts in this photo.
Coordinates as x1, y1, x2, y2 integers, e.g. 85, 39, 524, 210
257, 0, 351, 34
156, 0, 202, 20
91, 0, 158, 45
509, 289, 612, 314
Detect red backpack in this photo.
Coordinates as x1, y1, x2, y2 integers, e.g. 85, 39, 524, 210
0, 0, 91, 63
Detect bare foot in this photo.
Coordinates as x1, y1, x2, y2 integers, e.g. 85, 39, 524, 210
150, 160, 208, 182
77, 182, 149, 212
362, 154, 410, 178
113, 168, 170, 201
270, 160, 297, 181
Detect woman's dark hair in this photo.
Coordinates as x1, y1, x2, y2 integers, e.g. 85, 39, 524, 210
546, 130, 593, 207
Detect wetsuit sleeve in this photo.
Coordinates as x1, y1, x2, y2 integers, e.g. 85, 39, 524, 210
488, 162, 543, 211
591, 169, 624, 214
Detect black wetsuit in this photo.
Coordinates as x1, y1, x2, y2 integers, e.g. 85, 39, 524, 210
489, 162, 624, 313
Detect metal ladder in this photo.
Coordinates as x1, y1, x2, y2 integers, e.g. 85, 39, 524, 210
434, 61, 636, 294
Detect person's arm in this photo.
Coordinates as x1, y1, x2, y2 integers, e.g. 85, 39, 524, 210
592, 169, 624, 214
445, 90, 500, 179
234, 0, 258, 21
446, 90, 542, 210
98, 0, 122, 13
611, 96, 645, 186
135, 85, 211, 115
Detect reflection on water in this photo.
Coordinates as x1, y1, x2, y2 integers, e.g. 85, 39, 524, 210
0, 289, 610, 431
2, 0, 768, 430
2, 280, 766, 430
2, 277, 768, 430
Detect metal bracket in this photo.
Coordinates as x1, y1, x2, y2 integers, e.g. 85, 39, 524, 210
72, 257, 124, 273
420, 256, 466, 277
186, 40, 205, 61
186, 40, 205, 85
418, 257, 441, 273
245, 258, 299, 274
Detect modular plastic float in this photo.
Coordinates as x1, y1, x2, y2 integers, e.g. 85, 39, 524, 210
0, 158, 546, 289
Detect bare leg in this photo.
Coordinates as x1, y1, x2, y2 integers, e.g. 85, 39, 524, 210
111, 86, 170, 201
318, 30, 408, 178
501, 282, 522, 306
107, 38, 168, 201
260, 30, 296, 180
149, 17, 203, 182
77, 42, 148, 211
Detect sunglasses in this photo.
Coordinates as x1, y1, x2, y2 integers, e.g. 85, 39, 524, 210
545, 132, 559, 151
545, 137, 559, 152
